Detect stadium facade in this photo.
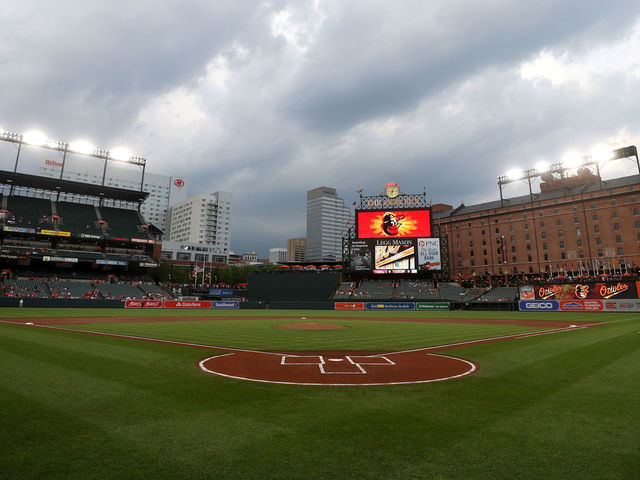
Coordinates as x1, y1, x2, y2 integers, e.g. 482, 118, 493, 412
434, 171, 640, 277
306, 186, 353, 262
38, 158, 187, 233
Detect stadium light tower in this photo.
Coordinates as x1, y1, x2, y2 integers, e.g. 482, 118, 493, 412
497, 144, 638, 206
0, 127, 148, 193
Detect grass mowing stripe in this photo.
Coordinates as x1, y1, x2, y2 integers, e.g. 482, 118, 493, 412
58, 318, 545, 351
1, 313, 636, 479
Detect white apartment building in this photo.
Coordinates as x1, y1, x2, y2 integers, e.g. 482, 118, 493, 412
269, 248, 287, 264
38, 158, 187, 233
306, 186, 353, 262
160, 241, 228, 264
167, 192, 232, 256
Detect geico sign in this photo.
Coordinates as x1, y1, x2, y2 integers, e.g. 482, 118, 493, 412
519, 300, 558, 311
528, 302, 555, 309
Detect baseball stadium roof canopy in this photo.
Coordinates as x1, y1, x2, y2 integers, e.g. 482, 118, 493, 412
0, 169, 149, 203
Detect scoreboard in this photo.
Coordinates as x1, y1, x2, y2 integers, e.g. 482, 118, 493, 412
350, 207, 441, 273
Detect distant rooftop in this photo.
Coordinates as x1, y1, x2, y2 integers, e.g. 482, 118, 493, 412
434, 173, 640, 219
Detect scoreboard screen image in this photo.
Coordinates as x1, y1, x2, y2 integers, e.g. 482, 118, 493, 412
356, 209, 431, 239
374, 244, 416, 272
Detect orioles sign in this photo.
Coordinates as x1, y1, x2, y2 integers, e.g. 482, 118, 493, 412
356, 209, 431, 239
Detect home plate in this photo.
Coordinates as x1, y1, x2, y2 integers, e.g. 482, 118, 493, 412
25, 322, 34, 325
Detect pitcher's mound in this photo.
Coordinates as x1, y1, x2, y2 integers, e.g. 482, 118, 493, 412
275, 322, 350, 330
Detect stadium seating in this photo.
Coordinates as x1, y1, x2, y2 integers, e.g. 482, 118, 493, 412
2, 278, 50, 298
458, 288, 487, 302
99, 207, 148, 238
357, 280, 394, 298
48, 280, 96, 298
57, 202, 101, 235
333, 282, 356, 299
396, 280, 439, 300
438, 283, 465, 301
137, 283, 168, 298
92, 282, 144, 299
477, 286, 518, 302
6, 196, 53, 228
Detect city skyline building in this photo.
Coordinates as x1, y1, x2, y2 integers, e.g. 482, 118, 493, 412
287, 237, 306, 262
167, 191, 232, 258
306, 186, 353, 262
269, 247, 287, 264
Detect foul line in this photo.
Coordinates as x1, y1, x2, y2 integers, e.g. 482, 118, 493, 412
0, 319, 603, 361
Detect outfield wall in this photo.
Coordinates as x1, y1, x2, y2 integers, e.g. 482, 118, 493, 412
0, 298, 124, 308
247, 272, 340, 302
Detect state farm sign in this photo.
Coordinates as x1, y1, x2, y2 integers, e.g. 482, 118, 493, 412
163, 300, 212, 309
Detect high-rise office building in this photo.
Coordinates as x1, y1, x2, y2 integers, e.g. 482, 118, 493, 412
306, 186, 353, 261
287, 238, 306, 262
269, 247, 288, 264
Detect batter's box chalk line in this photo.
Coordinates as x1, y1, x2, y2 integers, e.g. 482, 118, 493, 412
280, 355, 395, 374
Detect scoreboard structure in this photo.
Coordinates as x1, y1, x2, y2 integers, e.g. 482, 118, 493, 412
343, 183, 448, 276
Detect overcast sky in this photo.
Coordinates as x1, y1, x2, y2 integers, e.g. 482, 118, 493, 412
3, 1, 640, 256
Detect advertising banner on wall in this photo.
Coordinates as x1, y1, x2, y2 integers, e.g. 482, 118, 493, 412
520, 298, 640, 312
124, 299, 163, 308
365, 302, 415, 310
519, 300, 560, 311
416, 302, 450, 310
602, 299, 640, 312
519, 285, 535, 300
213, 301, 239, 309
209, 288, 234, 297
533, 282, 638, 300
559, 300, 604, 311
38, 229, 71, 237
42, 256, 78, 263
163, 300, 212, 309
334, 302, 365, 310
416, 238, 441, 270
3, 226, 36, 234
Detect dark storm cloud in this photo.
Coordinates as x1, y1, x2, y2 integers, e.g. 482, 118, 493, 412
2, 1, 640, 257
281, 0, 640, 132
0, 1, 261, 138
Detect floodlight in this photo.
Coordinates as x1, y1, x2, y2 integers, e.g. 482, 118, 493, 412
590, 144, 611, 165
109, 147, 133, 161
23, 130, 48, 146
505, 168, 524, 181
69, 140, 95, 155
535, 161, 550, 172
561, 151, 582, 169
47, 140, 66, 149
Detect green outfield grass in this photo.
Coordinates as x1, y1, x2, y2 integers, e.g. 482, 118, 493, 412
0, 309, 638, 479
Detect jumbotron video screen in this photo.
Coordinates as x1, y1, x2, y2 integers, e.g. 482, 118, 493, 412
350, 208, 441, 273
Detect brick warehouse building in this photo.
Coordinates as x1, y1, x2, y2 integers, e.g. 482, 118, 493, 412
433, 171, 640, 278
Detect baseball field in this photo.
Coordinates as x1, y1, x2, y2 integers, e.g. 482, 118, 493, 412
0, 308, 638, 479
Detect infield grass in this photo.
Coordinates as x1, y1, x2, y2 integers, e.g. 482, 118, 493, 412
0, 309, 637, 480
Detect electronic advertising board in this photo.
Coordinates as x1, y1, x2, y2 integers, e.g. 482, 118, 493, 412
356, 209, 432, 239
351, 208, 439, 273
